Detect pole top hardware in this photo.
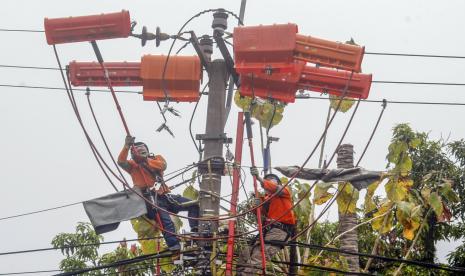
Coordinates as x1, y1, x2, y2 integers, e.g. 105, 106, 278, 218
212, 9, 228, 33
196, 133, 232, 144
198, 156, 226, 175
131, 26, 170, 47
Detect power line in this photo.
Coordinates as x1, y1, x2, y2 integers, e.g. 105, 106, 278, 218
2, 29, 465, 60
0, 201, 82, 221
2, 235, 464, 274
366, 51, 465, 59
0, 237, 161, 256
0, 269, 61, 275
0, 84, 140, 94
0, 64, 61, 70
296, 95, 465, 106
0, 164, 196, 222
285, 241, 465, 274
272, 260, 374, 276
373, 80, 465, 86
54, 248, 197, 276
4, 63, 465, 86
3, 82, 465, 106
0, 28, 44, 33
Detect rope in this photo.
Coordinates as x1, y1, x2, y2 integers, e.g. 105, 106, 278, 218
52, 45, 120, 191
85, 88, 130, 191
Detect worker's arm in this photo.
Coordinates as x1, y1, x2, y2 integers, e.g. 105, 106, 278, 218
262, 179, 289, 196
118, 136, 135, 172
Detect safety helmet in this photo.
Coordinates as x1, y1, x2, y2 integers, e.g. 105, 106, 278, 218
264, 173, 281, 185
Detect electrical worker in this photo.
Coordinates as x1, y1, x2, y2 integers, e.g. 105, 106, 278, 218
118, 135, 199, 251
237, 167, 297, 275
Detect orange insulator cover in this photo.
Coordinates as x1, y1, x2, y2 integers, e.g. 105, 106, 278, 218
44, 10, 131, 45
141, 55, 201, 102
234, 24, 299, 74
239, 63, 305, 103
69, 61, 142, 87
295, 34, 365, 73
297, 66, 372, 99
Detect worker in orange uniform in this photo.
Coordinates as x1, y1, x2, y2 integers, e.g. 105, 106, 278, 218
118, 136, 199, 251
237, 167, 297, 275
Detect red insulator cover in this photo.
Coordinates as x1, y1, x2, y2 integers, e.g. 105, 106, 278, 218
69, 61, 142, 87
234, 24, 299, 74
295, 34, 365, 73
44, 10, 131, 45
141, 55, 201, 102
239, 62, 305, 103
298, 66, 372, 99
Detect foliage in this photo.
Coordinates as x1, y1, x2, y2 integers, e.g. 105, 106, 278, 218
234, 91, 286, 128
52, 222, 156, 275
336, 182, 359, 214
329, 95, 356, 113
361, 124, 464, 273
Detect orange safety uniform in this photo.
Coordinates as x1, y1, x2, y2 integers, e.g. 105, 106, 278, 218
118, 146, 167, 188
261, 179, 296, 225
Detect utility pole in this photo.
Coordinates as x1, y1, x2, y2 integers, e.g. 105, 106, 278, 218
336, 144, 360, 272
198, 60, 229, 235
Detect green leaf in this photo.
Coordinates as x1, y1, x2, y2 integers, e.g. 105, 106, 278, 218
182, 185, 199, 200
364, 180, 380, 213
420, 187, 431, 203
171, 215, 183, 232
398, 156, 413, 176
385, 179, 408, 202
429, 192, 444, 219
395, 201, 422, 240
329, 95, 356, 113
336, 183, 359, 214
234, 91, 286, 128
313, 182, 334, 205
439, 180, 459, 203
409, 138, 421, 148
371, 201, 394, 234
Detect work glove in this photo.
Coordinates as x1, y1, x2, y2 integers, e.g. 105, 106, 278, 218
250, 166, 260, 177
125, 135, 135, 147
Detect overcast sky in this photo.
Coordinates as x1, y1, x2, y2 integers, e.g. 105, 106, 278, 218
1, 0, 465, 274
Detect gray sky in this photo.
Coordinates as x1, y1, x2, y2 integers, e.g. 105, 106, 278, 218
1, 0, 464, 274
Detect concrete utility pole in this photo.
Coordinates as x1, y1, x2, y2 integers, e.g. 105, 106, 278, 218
199, 60, 229, 235
336, 144, 360, 272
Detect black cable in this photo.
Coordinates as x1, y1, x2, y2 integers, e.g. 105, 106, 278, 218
373, 80, 465, 86
4, 80, 465, 105
0, 165, 196, 223
286, 241, 465, 274
0, 64, 62, 70
0, 83, 140, 94
0, 201, 82, 221
54, 248, 193, 276
272, 260, 374, 276
6, 82, 465, 106
365, 51, 465, 59
295, 95, 465, 106
0, 237, 164, 257
53, 45, 120, 192
85, 88, 130, 191
0, 269, 61, 275
189, 84, 207, 154
0, 28, 43, 32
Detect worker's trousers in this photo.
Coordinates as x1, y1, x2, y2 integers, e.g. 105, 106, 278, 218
237, 227, 288, 275
155, 194, 199, 247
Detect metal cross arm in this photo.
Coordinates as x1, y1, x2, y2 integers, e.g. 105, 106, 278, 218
213, 30, 240, 87
189, 31, 211, 73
